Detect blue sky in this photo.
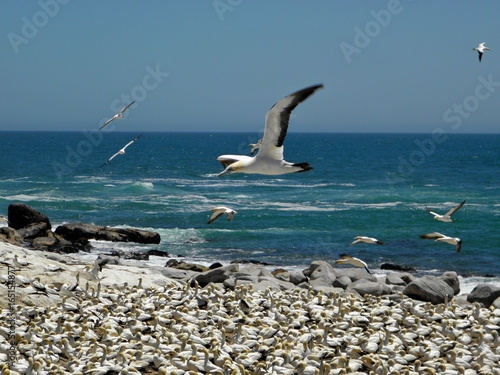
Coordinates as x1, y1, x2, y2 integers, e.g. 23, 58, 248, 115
1, 1, 499, 133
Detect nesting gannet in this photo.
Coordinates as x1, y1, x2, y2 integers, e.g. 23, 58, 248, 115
335, 254, 371, 273
13, 254, 32, 268
419, 232, 462, 253
473, 42, 490, 62
207, 207, 238, 224
217, 84, 323, 176
100, 133, 143, 167
425, 200, 466, 222
99, 101, 136, 131
348, 236, 384, 246
249, 139, 262, 155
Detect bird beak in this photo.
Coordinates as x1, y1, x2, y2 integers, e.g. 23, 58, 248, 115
217, 167, 234, 177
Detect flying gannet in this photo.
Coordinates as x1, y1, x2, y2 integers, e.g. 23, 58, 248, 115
335, 254, 371, 274
419, 232, 462, 253
99, 101, 136, 131
207, 207, 238, 224
249, 139, 262, 155
100, 134, 143, 168
348, 236, 384, 246
425, 200, 466, 222
217, 84, 323, 176
473, 42, 490, 62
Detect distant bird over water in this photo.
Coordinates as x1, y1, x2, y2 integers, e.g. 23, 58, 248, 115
473, 42, 490, 62
335, 254, 371, 273
99, 101, 136, 131
100, 134, 143, 168
217, 84, 323, 176
348, 236, 384, 246
207, 207, 238, 224
425, 200, 466, 222
420, 232, 462, 253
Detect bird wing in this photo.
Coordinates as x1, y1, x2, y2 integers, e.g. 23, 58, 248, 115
257, 84, 323, 161
479, 52, 483, 62
208, 210, 224, 224
456, 241, 461, 254
99, 116, 117, 131
122, 134, 143, 151
225, 210, 235, 222
419, 232, 445, 240
100, 151, 120, 168
445, 200, 466, 218
119, 101, 136, 115
348, 239, 362, 246
217, 155, 252, 168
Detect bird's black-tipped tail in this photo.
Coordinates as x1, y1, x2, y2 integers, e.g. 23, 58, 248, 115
293, 162, 314, 173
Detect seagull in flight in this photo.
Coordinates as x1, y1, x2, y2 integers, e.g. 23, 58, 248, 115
207, 207, 238, 224
249, 139, 262, 155
420, 232, 462, 253
100, 134, 143, 168
348, 236, 384, 246
217, 84, 323, 176
335, 254, 371, 274
425, 200, 466, 222
99, 101, 136, 131
473, 42, 490, 62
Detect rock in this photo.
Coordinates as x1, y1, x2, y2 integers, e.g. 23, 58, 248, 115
333, 275, 352, 289
349, 280, 392, 297
54, 223, 161, 244
440, 271, 460, 295
337, 268, 377, 283
165, 259, 180, 267
209, 262, 223, 269
16, 222, 51, 240
123, 251, 149, 261
230, 259, 274, 266
403, 275, 455, 304
146, 249, 169, 257
381, 263, 416, 272
8, 203, 51, 230
466, 284, 500, 307
492, 296, 500, 309
191, 264, 239, 287
169, 262, 208, 273
0, 227, 23, 246
289, 270, 307, 285
309, 261, 337, 285
31, 236, 58, 251
385, 274, 407, 286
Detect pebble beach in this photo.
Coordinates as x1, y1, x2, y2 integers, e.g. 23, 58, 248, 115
1, 242, 500, 375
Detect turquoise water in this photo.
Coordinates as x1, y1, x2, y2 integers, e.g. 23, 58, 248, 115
0, 131, 498, 280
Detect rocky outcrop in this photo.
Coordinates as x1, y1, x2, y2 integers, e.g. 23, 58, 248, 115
55, 223, 161, 244
467, 284, 500, 307
403, 275, 455, 304
0, 227, 24, 246
8, 203, 51, 230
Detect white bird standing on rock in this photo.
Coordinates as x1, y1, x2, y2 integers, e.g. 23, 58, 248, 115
425, 200, 466, 222
473, 42, 490, 62
419, 232, 462, 253
348, 236, 384, 246
207, 207, 238, 224
217, 84, 323, 176
13, 254, 32, 268
335, 254, 371, 273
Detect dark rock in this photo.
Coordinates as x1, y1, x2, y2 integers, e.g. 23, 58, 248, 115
440, 271, 460, 295
403, 275, 455, 304
55, 223, 161, 244
192, 264, 239, 287
0, 227, 24, 246
381, 263, 416, 272
146, 249, 169, 257
31, 236, 58, 251
209, 262, 223, 269
230, 259, 274, 266
289, 270, 307, 285
467, 284, 500, 307
333, 275, 352, 289
8, 203, 51, 230
165, 259, 180, 267
17, 222, 51, 240
170, 262, 208, 272
123, 252, 149, 261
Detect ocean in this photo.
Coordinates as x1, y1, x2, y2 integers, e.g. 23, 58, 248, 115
0, 131, 498, 293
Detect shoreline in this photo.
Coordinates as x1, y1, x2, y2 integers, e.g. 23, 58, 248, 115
1, 241, 500, 374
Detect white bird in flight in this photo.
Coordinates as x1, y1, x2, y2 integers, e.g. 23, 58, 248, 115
473, 42, 490, 62
100, 134, 143, 168
335, 254, 371, 274
348, 236, 384, 246
249, 139, 262, 155
99, 101, 136, 131
425, 200, 466, 222
207, 206, 238, 224
217, 84, 323, 176
420, 232, 462, 254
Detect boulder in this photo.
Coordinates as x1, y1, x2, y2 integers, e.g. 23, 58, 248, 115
8, 203, 51, 230
337, 268, 377, 283
31, 236, 58, 251
54, 223, 161, 244
333, 275, 352, 289
492, 296, 500, 310
440, 271, 460, 295
168, 261, 208, 273
146, 249, 169, 257
16, 222, 51, 240
466, 284, 500, 307
289, 270, 308, 285
349, 280, 392, 297
403, 275, 455, 304
309, 261, 337, 285
385, 274, 407, 287
191, 264, 239, 287
0, 227, 23, 246
381, 263, 416, 272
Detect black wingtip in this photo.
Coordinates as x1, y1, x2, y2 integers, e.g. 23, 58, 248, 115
293, 162, 313, 173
